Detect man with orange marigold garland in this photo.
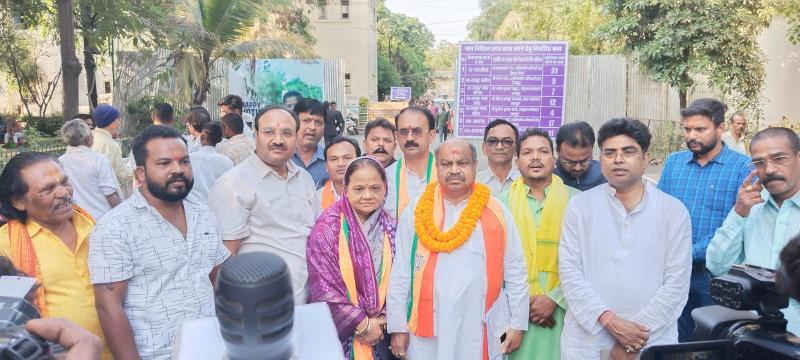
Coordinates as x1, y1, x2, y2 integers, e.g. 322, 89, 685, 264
386, 139, 529, 360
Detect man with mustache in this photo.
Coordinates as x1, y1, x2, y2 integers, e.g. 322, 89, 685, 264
363, 117, 398, 168
0, 152, 112, 359
560, 118, 691, 359
387, 139, 529, 360
319, 136, 361, 209
477, 119, 521, 195
707, 127, 800, 333
385, 107, 438, 219
657, 98, 751, 342
291, 98, 330, 188
498, 128, 579, 360
89, 125, 230, 360
721, 112, 748, 155
209, 106, 320, 304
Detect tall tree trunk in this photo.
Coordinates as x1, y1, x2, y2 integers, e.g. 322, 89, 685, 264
192, 54, 212, 106
81, 5, 98, 111
57, 0, 82, 122
679, 89, 687, 110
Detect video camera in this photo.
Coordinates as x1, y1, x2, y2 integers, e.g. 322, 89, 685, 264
0, 276, 64, 360
642, 264, 800, 360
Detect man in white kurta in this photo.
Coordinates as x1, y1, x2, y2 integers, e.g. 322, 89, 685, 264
559, 118, 692, 359
387, 139, 529, 360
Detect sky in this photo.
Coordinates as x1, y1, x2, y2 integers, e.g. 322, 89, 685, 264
384, 0, 482, 43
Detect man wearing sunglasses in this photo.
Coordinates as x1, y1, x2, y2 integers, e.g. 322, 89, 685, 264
554, 122, 607, 191
707, 127, 800, 334
477, 119, 521, 195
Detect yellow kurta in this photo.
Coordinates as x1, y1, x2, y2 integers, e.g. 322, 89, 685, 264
0, 211, 111, 359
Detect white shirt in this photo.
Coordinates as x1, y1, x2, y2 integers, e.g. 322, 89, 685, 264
242, 112, 255, 139
387, 196, 529, 360
558, 182, 692, 359
88, 190, 230, 360
476, 167, 521, 195
208, 155, 321, 304
188, 146, 233, 202
721, 131, 748, 155
91, 128, 132, 187
58, 146, 120, 220
385, 158, 431, 219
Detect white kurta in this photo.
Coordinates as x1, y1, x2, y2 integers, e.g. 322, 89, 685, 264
558, 182, 692, 359
387, 196, 529, 360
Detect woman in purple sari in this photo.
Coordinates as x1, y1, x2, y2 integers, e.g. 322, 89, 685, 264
307, 156, 396, 360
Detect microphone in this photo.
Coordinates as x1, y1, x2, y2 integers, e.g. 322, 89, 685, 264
215, 252, 294, 360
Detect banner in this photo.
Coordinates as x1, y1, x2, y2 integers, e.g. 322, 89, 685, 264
456, 41, 568, 138
389, 87, 412, 101
228, 59, 325, 116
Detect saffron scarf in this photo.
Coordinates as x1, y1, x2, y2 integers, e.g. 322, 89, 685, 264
406, 184, 506, 360
7, 205, 95, 317
394, 152, 436, 220
338, 210, 393, 360
321, 180, 337, 210
507, 176, 569, 296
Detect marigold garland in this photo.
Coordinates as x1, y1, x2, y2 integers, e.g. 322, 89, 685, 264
414, 182, 491, 253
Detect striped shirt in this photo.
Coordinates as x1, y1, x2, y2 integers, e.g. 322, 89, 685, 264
657, 145, 750, 261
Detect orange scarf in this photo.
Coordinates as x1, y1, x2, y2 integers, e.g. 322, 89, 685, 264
338, 214, 393, 360
321, 181, 337, 210
7, 205, 95, 317
395, 153, 436, 219
406, 186, 505, 360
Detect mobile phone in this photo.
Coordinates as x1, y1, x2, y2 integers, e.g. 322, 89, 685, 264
500, 332, 507, 343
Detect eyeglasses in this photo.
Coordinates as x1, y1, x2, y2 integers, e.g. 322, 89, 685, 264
602, 148, 641, 159
560, 155, 592, 168
397, 128, 425, 138
749, 155, 793, 169
485, 138, 514, 148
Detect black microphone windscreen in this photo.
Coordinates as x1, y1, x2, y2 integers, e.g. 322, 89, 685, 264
215, 252, 294, 360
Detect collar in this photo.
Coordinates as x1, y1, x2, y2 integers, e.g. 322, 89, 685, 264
25, 208, 93, 247
197, 145, 216, 153
94, 128, 113, 138
248, 154, 300, 180
293, 142, 326, 165
765, 188, 800, 210
685, 145, 734, 166
604, 180, 651, 212
228, 133, 248, 142
65, 145, 92, 153
129, 188, 198, 210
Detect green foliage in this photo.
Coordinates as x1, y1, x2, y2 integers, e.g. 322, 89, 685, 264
125, 96, 167, 134
467, 0, 619, 55
246, 66, 323, 104
780, 1, 800, 44
377, 1, 434, 99
426, 40, 458, 71
25, 115, 63, 137
166, 0, 313, 105
600, 0, 773, 112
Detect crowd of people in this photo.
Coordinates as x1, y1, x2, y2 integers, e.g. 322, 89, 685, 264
0, 94, 798, 360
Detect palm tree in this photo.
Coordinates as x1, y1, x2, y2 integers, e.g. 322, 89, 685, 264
167, 0, 313, 106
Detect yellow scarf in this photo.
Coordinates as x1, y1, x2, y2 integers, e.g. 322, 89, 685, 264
507, 175, 568, 296
395, 152, 436, 220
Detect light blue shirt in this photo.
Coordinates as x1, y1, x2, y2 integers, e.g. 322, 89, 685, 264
291, 142, 329, 189
706, 189, 800, 334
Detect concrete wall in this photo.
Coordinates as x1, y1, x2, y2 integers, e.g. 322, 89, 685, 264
758, 16, 800, 125
309, 0, 379, 107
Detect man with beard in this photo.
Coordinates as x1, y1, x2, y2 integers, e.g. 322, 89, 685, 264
498, 128, 579, 360
209, 106, 320, 304
385, 107, 438, 219
89, 125, 230, 360
363, 117, 398, 168
292, 98, 330, 188
477, 119, 521, 195
707, 127, 800, 333
0, 152, 112, 358
319, 136, 361, 209
560, 118, 691, 359
657, 98, 751, 342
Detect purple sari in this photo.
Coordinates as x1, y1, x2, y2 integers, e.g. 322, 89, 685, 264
306, 196, 396, 357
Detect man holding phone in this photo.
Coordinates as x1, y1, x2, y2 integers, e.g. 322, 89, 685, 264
657, 98, 751, 342
706, 127, 800, 334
